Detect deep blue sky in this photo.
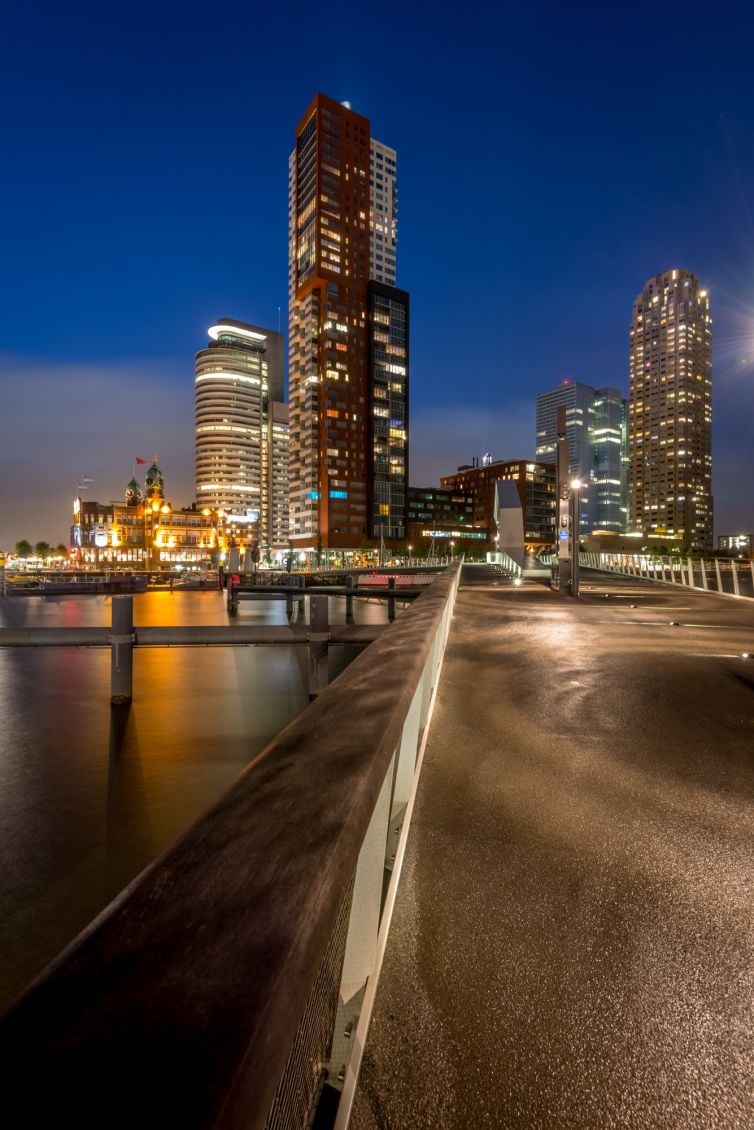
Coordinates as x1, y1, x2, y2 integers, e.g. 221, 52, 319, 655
2, 0, 754, 545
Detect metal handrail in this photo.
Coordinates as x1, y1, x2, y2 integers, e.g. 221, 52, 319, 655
580, 552, 754, 599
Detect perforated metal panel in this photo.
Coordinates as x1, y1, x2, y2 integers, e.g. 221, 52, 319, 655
264, 881, 354, 1130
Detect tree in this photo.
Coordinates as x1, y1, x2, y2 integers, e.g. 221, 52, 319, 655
54, 544, 69, 559
15, 540, 32, 558
35, 542, 52, 561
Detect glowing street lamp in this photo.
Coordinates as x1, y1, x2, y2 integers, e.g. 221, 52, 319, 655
570, 479, 582, 597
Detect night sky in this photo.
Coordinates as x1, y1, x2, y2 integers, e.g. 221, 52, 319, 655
2, 1, 754, 547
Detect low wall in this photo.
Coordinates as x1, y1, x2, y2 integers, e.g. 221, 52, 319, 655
0, 562, 462, 1129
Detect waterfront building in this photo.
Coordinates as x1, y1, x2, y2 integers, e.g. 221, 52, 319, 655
406, 487, 485, 555
536, 380, 627, 534
439, 458, 556, 551
628, 269, 712, 549
269, 401, 290, 551
288, 93, 408, 559
717, 533, 753, 555
72, 462, 218, 570
195, 318, 288, 555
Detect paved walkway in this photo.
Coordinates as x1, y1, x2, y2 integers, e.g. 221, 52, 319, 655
351, 566, 754, 1129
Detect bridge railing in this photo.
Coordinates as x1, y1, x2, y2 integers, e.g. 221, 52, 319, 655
580, 551, 754, 599
0, 562, 463, 1130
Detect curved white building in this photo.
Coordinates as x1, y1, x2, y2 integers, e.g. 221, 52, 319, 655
195, 318, 287, 550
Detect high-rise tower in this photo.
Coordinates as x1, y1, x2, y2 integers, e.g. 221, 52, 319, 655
536, 380, 627, 534
288, 93, 408, 555
194, 318, 288, 553
628, 269, 712, 548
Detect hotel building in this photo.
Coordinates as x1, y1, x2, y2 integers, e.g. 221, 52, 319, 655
628, 269, 712, 549
288, 93, 408, 555
72, 462, 218, 570
194, 319, 288, 554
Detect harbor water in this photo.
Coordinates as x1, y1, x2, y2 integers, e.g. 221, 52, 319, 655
0, 588, 391, 1010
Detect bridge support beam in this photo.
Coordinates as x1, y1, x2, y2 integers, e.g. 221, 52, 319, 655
110, 596, 134, 707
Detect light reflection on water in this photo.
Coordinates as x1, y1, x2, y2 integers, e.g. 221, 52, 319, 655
0, 588, 392, 1009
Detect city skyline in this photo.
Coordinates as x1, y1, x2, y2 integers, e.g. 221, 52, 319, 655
3, 3, 754, 545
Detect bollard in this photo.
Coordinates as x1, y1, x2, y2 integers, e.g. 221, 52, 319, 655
388, 576, 396, 622
308, 595, 329, 699
227, 579, 239, 617
110, 596, 134, 706
345, 575, 354, 624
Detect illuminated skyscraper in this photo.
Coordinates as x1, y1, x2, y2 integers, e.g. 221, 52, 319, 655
288, 93, 408, 555
628, 269, 712, 548
194, 318, 288, 552
536, 381, 626, 534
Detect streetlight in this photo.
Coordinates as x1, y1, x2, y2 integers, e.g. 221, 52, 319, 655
570, 478, 582, 597
408, 544, 413, 566
449, 539, 455, 561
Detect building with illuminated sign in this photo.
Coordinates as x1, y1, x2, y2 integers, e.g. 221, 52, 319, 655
288, 93, 408, 558
195, 318, 288, 554
628, 269, 712, 549
439, 459, 556, 551
536, 381, 627, 534
406, 487, 485, 553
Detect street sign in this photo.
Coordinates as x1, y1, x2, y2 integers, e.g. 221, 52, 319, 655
559, 529, 568, 541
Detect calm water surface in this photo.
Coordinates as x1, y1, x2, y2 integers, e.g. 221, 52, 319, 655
0, 588, 389, 1009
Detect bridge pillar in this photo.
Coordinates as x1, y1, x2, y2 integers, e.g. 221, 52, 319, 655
345, 576, 354, 624
110, 596, 134, 706
387, 576, 396, 622
308, 595, 329, 699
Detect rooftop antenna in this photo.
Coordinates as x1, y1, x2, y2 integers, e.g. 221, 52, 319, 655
277, 305, 281, 334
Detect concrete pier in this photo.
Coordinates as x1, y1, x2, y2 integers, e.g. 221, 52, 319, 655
109, 596, 134, 705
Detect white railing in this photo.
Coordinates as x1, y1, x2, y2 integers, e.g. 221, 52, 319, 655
581, 552, 754, 599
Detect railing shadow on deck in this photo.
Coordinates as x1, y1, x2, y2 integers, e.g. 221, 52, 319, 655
0, 562, 463, 1130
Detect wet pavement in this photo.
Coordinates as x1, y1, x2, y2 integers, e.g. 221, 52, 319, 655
351, 566, 754, 1129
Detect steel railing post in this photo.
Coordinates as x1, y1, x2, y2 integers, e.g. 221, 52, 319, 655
731, 559, 740, 597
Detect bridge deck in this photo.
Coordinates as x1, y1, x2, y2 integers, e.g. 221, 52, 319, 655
352, 566, 754, 1129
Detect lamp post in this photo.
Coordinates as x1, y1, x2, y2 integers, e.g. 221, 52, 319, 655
570, 478, 582, 597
